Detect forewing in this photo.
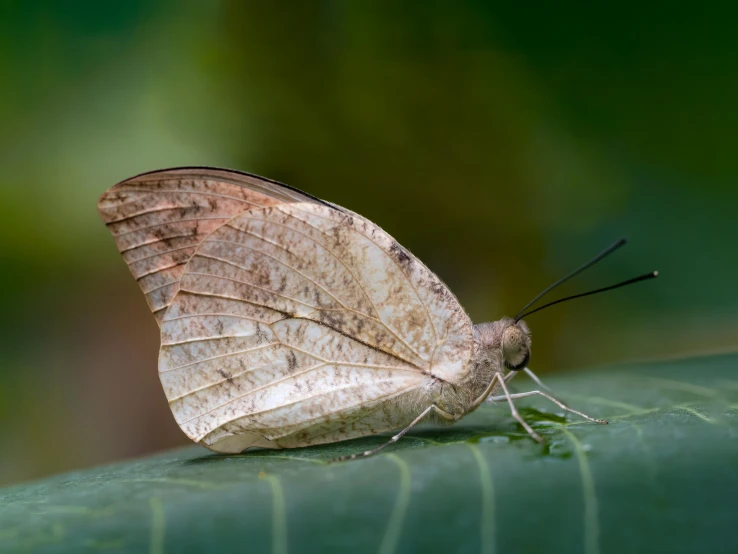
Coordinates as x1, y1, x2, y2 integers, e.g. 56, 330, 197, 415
159, 202, 473, 451
98, 167, 318, 324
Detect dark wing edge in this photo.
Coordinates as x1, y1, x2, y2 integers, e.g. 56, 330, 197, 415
99, 165, 332, 208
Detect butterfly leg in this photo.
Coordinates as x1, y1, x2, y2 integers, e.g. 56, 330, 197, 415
469, 371, 504, 410
487, 390, 608, 425
494, 375, 545, 442
522, 367, 553, 391
330, 404, 459, 463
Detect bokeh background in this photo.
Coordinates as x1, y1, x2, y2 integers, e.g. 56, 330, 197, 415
2, 2, 737, 487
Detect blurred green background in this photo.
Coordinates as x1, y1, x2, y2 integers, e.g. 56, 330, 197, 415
1, 2, 737, 487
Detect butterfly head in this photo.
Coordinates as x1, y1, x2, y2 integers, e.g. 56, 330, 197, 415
473, 317, 531, 372
501, 319, 531, 371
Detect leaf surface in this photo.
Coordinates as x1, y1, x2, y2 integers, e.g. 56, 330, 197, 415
2, 354, 737, 554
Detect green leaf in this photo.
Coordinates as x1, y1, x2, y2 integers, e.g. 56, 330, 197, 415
2, 354, 737, 554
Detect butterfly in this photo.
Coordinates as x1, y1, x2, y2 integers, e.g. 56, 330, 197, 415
99, 167, 655, 460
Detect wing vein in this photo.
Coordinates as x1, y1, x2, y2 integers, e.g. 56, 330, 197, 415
196, 245, 380, 323
163, 312, 273, 324
113, 216, 230, 238
130, 244, 197, 264
252, 387, 416, 443
186, 271, 322, 311
279, 404, 385, 442
203, 240, 345, 303
103, 206, 194, 225
230, 217, 378, 315
193, 378, 418, 438
144, 280, 178, 295
136, 262, 187, 280
105, 189, 263, 208
159, 342, 280, 373
290, 203, 440, 347
162, 335, 264, 347
173, 288, 293, 318
168, 362, 326, 403
279, 343, 420, 372
184, 362, 332, 424
120, 234, 198, 255
238, 214, 427, 364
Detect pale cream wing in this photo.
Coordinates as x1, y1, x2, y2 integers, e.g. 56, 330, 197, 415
159, 202, 473, 452
161, 299, 426, 452
98, 167, 319, 324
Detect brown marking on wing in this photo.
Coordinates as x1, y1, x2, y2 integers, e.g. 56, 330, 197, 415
158, 201, 473, 452
98, 167, 318, 324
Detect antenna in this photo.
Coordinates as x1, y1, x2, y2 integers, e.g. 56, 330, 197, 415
516, 271, 658, 320
514, 238, 627, 321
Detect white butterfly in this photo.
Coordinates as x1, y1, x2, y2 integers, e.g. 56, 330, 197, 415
100, 167, 645, 460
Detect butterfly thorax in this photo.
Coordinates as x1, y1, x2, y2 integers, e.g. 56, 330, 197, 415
433, 318, 531, 418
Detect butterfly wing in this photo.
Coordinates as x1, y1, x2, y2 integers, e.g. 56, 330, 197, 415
159, 202, 473, 452
98, 167, 320, 324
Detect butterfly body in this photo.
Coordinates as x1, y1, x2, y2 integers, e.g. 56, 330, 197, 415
99, 168, 537, 454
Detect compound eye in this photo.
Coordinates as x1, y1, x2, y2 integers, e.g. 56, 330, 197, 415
504, 349, 530, 371
502, 325, 531, 371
